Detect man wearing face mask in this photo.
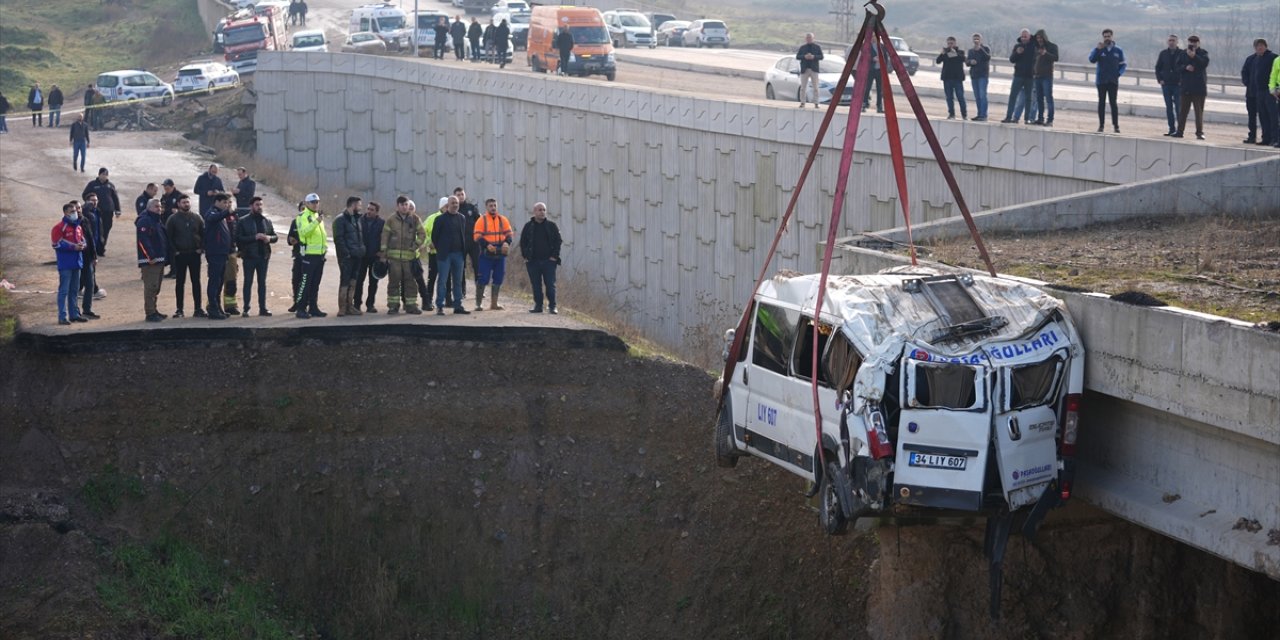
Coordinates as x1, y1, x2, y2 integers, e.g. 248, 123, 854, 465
52, 202, 87, 325
332, 196, 367, 317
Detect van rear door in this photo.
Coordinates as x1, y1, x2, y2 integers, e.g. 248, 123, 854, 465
992, 345, 1068, 510
892, 352, 990, 511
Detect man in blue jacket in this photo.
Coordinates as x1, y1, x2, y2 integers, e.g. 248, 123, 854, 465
1155, 34, 1182, 136
1089, 28, 1126, 133
202, 193, 236, 320
136, 198, 170, 322
1243, 39, 1278, 145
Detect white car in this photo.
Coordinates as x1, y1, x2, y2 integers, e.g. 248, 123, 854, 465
490, 0, 528, 14
602, 10, 654, 48
682, 19, 729, 48
174, 62, 241, 94
764, 55, 854, 105
95, 70, 175, 106
290, 29, 329, 52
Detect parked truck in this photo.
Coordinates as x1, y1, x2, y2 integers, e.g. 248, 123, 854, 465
222, 7, 286, 73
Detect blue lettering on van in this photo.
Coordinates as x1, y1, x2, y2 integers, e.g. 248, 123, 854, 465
756, 403, 777, 427
910, 349, 983, 365
988, 329, 1060, 361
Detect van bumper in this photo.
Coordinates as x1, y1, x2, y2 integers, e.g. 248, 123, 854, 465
567, 58, 616, 76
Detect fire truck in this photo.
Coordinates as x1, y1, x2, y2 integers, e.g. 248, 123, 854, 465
222, 6, 287, 73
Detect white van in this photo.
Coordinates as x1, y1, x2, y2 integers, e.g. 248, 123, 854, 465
351, 3, 410, 51
716, 267, 1084, 535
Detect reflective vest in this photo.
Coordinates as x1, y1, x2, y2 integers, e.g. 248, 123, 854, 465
473, 212, 512, 249
294, 207, 327, 256
380, 212, 424, 260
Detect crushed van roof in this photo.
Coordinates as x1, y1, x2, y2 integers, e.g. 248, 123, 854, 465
759, 266, 1066, 359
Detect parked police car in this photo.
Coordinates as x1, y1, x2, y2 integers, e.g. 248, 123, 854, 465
174, 62, 241, 95
95, 70, 176, 106
716, 267, 1084, 536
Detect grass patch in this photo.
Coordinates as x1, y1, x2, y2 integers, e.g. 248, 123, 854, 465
97, 535, 303, 639
78, 464, 145, 515
0, 0, 208, 98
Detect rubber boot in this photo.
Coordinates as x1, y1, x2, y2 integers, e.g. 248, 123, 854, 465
489, 285, 504, 310
346, 282, 362, 315
336, 285, 348, 317
474, 288, 484, 311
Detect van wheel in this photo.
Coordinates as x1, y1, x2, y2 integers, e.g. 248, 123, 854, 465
820, 459, 850, 535
714, 406, 740, 468
606, 71, 616, 82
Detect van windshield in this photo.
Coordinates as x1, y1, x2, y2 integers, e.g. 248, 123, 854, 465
376, 16, 405, 31
224, 24, 266, 46
570, 26, 610, 44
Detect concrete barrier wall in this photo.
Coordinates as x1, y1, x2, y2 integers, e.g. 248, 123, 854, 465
835, 245, 1280, 580
252, 51, 1273, 354
863, 155, 1280, 244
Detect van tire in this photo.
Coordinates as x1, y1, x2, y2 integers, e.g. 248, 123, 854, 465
606, 71, 616, 82
715, 406, 739, 468
820, 459, 850, 535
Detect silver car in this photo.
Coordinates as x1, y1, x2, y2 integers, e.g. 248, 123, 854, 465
764, 55, 853, 105
681, 19, 729, 48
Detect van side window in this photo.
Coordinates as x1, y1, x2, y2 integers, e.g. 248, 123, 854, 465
361, 18, 371, 31
751, 302, 799, 376
824, 333, 862, 392
792, 317, 833, 386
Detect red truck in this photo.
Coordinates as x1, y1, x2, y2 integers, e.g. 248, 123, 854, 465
223, 6, 286, 73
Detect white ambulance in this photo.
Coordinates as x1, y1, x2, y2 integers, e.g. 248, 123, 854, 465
716, 267, 1084, 536
350, 3, 411, 51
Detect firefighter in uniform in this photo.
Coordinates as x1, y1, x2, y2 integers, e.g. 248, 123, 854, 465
379, 195, 425, 314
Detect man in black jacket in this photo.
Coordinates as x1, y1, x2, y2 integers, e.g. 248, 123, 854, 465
451, 16, 467, 61
555, 25, 575, 75
455, 186, 479, 300
495, 19, 510, 68
82, 168, 121, 252
1173, 35, 1210, 140
47, 84, 63, 128
967, 34, 991, 121
1001, 29, 1035, 123
332, 196, 366, 316
27, 82, 43, 127
232, 166, 255, 214
796, 33, 823, 109
234, 196, 278, 317
520, 202, 562, 314
165, 195, 205, 317
431, 196, 470, 315
434, 17, 450, 59
1031, 30, 1058, 126
355, 201, 385, 313
1243, 39, 1278, 145
69, 114, 90, 171
1156, 35, 1182, 136
0, 91, 10, 133
468, 18, 483, 62
136, 183, 159, 216
936, 36, 967, 120
194, 164, 224, 217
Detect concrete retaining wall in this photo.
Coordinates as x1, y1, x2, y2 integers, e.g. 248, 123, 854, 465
835, 245, 1280, 580
252, 51, 1273, 355
862, 155, 1280, 244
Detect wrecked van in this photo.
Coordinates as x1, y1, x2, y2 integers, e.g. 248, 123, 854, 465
716, 267, 1083, 535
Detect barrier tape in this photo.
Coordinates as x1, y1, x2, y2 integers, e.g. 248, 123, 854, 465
2, 82, 238, 120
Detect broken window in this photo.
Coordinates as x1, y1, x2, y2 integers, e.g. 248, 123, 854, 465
1008, 358, 1062, 410
793, 317, 834, 386
824, 333, 862, 393
751, 302, 799, 376
913, 362, 979, 410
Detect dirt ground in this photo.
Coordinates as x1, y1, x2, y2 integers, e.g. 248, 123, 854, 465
912, 216, 1280, 325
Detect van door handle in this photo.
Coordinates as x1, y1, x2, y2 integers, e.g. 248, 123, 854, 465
1008, 416, 1021, 441
743, 368, 749, 386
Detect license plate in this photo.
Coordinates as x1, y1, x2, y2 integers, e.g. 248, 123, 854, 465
908, 452, 968, 470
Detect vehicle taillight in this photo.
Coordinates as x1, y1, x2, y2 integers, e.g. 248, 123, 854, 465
1059, 478, 1072, 501
1060, 393, 1080, 457
866, 410, 893, 459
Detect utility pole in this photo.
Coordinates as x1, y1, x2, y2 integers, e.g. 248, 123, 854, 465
829, 0, 856, 43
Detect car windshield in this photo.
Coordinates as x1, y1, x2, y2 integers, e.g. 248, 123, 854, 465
294, 34, 324, 47
376, 16, 405, 30
223, 24, 266, 45
570, 26, 610, 44
618, 14, 649, 28
891, 38, 910, 52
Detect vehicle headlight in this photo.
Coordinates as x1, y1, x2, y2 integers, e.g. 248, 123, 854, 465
606, 53, 615, 63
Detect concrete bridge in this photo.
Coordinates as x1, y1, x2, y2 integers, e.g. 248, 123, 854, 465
252, 51, 1280, 579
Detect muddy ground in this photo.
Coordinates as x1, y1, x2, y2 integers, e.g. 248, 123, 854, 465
911, 216, 1280, 325
2, 333, 1278, 640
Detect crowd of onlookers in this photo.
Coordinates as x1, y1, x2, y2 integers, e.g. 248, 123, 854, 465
50, 164, 565, 325
797, 29, 1280, 144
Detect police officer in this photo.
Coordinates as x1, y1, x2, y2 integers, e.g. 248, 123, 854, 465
293, 193, 328, 319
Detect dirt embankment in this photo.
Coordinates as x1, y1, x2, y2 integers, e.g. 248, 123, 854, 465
1, 330, 1277, 639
